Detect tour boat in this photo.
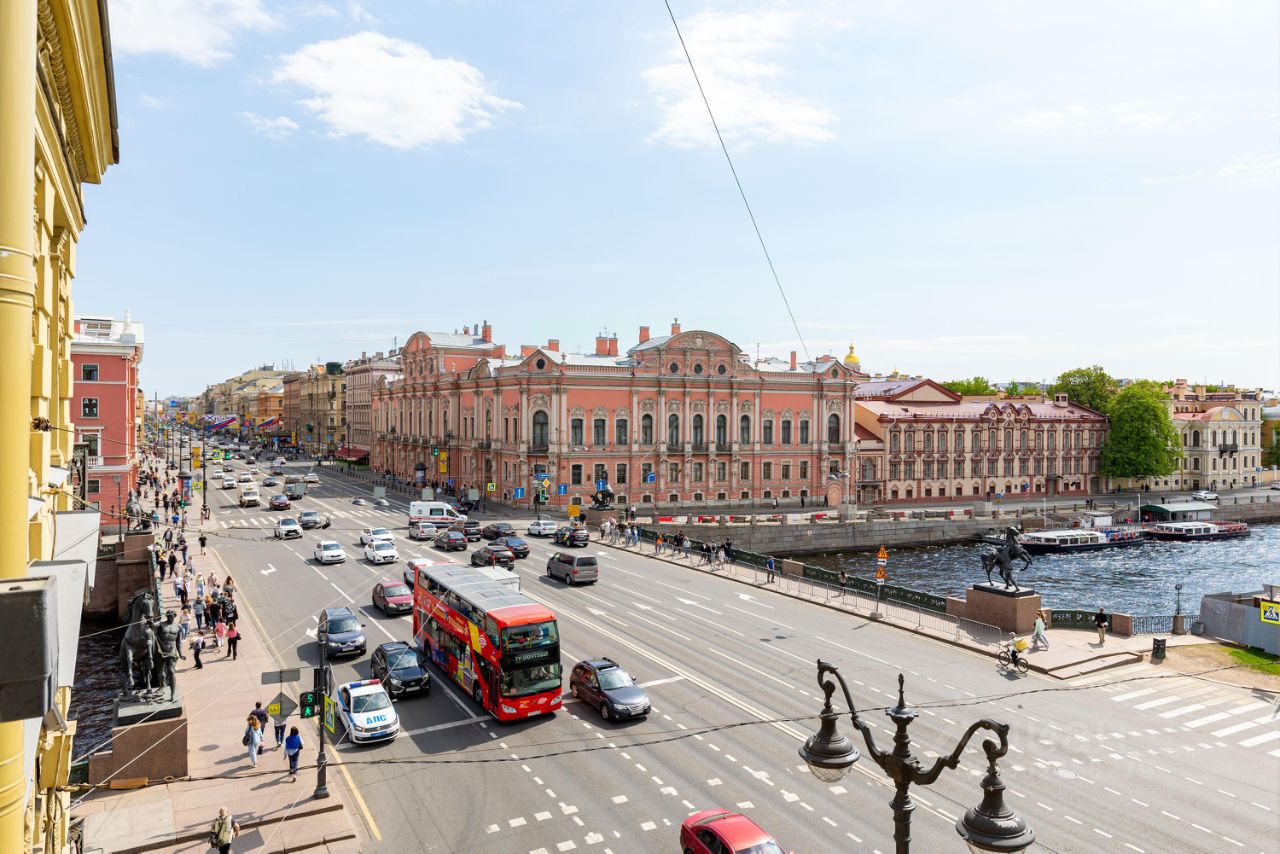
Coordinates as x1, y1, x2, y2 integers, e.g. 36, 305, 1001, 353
1013, 528, 1146, 555
1145, 521, 1250, 542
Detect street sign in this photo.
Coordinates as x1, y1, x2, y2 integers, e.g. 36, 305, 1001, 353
260, 668, 303, 685
645, 471, 656, 483
557, 483, 568, 495
877, 546, 888, 560
439, 463, 447, 474
193, 481, 202, 492
267, 691, 297, 723
513, 487, 526, 499
875, 567, 886, 582
596, 479, 607, 491
299, 690, 317, 718
486, 482, 495, 493
323, 694, 336, 734
567, 503, 581, 518
1262, 600, 1280, 625
541, 478, 551, 489
439, 451, 447, 461
876, 557, 886, 566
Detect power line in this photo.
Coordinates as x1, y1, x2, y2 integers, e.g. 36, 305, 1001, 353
661, 0, 810, 362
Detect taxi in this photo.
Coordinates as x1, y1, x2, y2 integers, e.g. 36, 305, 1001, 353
334, 679, 399, 744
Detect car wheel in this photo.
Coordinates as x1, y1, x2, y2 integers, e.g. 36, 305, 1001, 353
570, 683, 579, 698
601, 703, 612, 722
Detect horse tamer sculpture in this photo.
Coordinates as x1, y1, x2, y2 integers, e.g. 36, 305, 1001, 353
981, 526, 1033, 590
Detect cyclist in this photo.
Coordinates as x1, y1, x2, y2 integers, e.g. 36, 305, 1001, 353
1006, 633, 1023, 670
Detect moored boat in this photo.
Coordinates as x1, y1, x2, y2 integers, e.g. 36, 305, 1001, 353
1015, 528, 1146, 555
1145, 521, 1250, 541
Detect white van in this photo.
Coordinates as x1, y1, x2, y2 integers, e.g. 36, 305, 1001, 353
238, 486, 261, 507
409, 501, 466, 527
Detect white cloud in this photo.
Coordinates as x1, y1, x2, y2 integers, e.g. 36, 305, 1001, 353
111, 0, 275, 66
1010, 101, 1180, 137
241, 112, 299, 139
643, 8, 835, 147
140, 94, 163, 109
1142, 152, 1279, 187
272, 32, 520, 149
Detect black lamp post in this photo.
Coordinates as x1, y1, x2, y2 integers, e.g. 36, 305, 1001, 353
799, 661, 1033, 854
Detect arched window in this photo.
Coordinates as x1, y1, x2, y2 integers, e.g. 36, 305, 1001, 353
781, 419, 792, 445
923, 432, 933, 453
593, 418, 606, 446
827, 413, 841, 443
485, 410, 492, 438
799, 419, 810, 444
905, 432, 915, 453
668, 413, 680, 446
715, 414, 727, 446
861, 459, 875, 480
1231, 430, 1237, 445
531, 410, 548, 447
740, 414, 751, 444
570, 418, 584, 445
955, 430, 964, 451
938, 432, 947, 453
890, 431, 900, 453
692, 414, 704, 446
971, 428, 981, 450
1020, 430, 1027, 450
641, 413, 654, 444
1004, 429, 1013, 450
1211, 430, 1217, 446
1192, 429, 1200, 447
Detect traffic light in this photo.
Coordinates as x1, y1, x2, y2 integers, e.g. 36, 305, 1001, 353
299, 690, 317, 718
431, 446, 439, 457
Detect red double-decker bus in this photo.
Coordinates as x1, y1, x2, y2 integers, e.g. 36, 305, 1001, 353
410, 562, 562, 721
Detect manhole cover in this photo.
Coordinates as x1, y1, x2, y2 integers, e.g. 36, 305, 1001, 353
1054, 768, 1078, 780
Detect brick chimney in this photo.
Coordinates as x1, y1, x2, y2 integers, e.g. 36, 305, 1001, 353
595, 335, 610, 356
463, 325, 471, 335
671, 318, 681, 335
638, 325, 650, 344
790, 351, 797, 371
491, 344, 506, 359
609, 336, 619, 356
547, 339, 560, 352
481, 320, 492, 343
520, 345, 537, 358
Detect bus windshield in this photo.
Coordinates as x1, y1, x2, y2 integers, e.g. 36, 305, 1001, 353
501, 620, 559, 652
500, 663, 562, 698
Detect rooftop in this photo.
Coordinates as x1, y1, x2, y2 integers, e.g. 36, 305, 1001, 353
72, 314, 144, 346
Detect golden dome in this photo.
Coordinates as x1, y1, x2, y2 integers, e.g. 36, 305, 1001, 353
843, 343, 860, 367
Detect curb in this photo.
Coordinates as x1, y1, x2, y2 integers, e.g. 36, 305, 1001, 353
113, 802, 351, 853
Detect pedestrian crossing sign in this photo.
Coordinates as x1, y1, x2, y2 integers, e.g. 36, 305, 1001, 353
1261, 600, 1280, 625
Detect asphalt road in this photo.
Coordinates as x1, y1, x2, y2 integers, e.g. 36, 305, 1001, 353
198, 455, 1279, 854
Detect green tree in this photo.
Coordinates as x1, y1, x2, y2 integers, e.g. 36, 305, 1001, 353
1048, 365, 1119, 413
1099, 381, 1181, 478
941, 376, 996, 396
1005, 381, 1023, 396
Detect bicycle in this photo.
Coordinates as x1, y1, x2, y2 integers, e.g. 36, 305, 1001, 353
996, 641, 1030, 676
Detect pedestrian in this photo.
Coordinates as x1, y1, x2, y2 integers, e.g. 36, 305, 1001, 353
1094, 608, 1108, 645
191, 631, 205, 669
724, 539, 734, 565
243, 716, 262, 767
195, 574, 206, 601
284, 725, 304, 781
181, 510, 188, 530
1032, 614, 1049, 650
222, 594, 238, 624
162, 495, 170, 514
223, 575, 236, 598
193, 595, 205, 630
226, 621, 240, 659
209, 807, 240, 854
166, 551, 178, 579
765, 556, 776, 583
823, 494, 829, 507
629, 504, 636, 522
654, 533, 663, 554
682, 533, 690, 559
800, 494, 806, 508
772, 496, 779, 511
837, 569, 848, 587
251, 701, 270, 741
271, 710, 286, 749
179, 606, 191, 641
163, 527, 173, 547
213, 613, 226, 650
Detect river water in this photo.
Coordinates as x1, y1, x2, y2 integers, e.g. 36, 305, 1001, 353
68, 619, 124, 762
799, 523, 1278, 615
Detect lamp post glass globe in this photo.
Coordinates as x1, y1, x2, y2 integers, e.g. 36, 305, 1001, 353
798, 711, 859, 783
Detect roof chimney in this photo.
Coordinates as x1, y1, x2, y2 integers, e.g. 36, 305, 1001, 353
463, 325, 471, 335
790, 351, 797, 371
671, 318, 681, 335
547, 339, 560, 352
609, 336, 619, 356
481, 320, 492, 343
595, 334, 610, 356
520, 345, 536, 358
638, 325, 650, 344
492, 344, 506, 359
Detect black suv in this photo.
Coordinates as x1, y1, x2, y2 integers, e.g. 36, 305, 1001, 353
569, 658, 650, 721
459, 520, 482, 542
553, 526, 590, 547
370, 641, 430, 697
471, 544, 515, 568
481, 522, 516, 540
318, 607, 366, 658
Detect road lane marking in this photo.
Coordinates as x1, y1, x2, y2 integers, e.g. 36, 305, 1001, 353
674, 608, 744, 637
1238, 730, 1280, 748
330, 582, 353, 602
721, 603, 794, 628
261, 563, 276, 575
637, 676, 685, 689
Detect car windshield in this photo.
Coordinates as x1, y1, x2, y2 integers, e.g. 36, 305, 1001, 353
329, 618, 359, 633
322, 543, 341, 551
503, 538, 526, 547
500, 662, 562, 698
383, 585, 410, 597
351, 691, 391, 713
736, 842, 785, 854
598, 668, 635, 690
501, 620, 559, 651
373, 542, 395, 551
301, 512, 317, 519
386, 650, 418, 670
371, 528, 388, 536
281, 518, 298, 526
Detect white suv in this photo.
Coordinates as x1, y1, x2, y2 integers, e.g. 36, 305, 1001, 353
364, 540, 399, 564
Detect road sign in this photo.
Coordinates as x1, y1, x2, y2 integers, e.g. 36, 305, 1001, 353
439, 462, 447, 473
299, 690, 317, 718
260, 668, 302, 685
596, 479, 607, 491
267, 691, 297, 723
193, 481, 202, 492
1262, 600, 1280, 625
645, 471, 656, 483
876, 557, 887, 566
557, 483, 568, 495
567, 503, 581, 519
439, 451, 447, 461
875, 567, 886, 582
541, 478, 551, 489
323, 694, 336, 734
486, 482, 495, 493
513, 487, 526, 499
877, 546, 888, 560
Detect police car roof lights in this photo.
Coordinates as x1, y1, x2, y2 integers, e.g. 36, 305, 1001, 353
346, 678, 382, 690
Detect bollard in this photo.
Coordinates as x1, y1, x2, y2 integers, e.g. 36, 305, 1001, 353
1151, 637, 1167, 661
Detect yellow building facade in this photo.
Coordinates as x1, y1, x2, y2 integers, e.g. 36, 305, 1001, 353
1, 1, 118, 851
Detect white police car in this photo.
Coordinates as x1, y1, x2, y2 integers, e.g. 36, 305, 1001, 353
334, 679, 399, 744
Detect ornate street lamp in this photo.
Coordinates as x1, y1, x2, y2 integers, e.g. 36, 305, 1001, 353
799, 660, 1033, 854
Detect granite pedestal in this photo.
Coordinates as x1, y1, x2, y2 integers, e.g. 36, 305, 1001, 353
948, 584, 1042, 634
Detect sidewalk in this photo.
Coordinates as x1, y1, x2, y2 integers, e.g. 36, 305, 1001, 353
598, 535, 1215, 680
74, 547, 363, 853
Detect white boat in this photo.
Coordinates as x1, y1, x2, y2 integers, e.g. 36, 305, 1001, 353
1146, 521, 1250, 542
1015, 528, 1146, 555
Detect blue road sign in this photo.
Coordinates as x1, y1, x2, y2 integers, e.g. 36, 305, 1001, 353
596, 479, 607, 491
645, 471, 657, 483
447, 478, 455, 486
557, 483, 568, 495
513, 487, 526, 499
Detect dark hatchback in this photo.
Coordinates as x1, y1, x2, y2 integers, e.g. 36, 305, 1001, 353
569, 658, 650, 721
471, 544, 515, 568
458, 520, 482, 541
494, 536, 529, 558
481, 522, 516, 540
434, 530, 468, 551
371, 642, 430, 697
298, 510, 330, 529
553, 526, 590, 547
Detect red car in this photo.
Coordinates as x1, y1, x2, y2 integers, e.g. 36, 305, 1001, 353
679, 810, 785, 854
372, 580, 413, 614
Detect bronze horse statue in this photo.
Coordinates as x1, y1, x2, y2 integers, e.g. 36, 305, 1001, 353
119, 591, 157, 697
982, 526, 1033, 590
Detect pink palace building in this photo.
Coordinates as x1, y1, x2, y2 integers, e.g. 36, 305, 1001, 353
70, 314, 144, 517
370, 321, 1107, 509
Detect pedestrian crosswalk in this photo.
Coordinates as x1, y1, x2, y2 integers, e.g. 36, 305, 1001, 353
1073, 663, 1280, 758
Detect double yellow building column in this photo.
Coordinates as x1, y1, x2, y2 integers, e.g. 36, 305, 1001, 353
0, 0, 38, 849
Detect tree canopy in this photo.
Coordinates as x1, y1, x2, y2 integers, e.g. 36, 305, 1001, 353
1005, 381, 1023, 396
1047, 366, 1119, 413
1099, 381, 1181, 478
941, 376, 996, 396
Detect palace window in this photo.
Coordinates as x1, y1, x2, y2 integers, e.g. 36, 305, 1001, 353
593, 418, 606, 446
923, 432, 933, 453
668, 414, 680, 446
799, 419, 810, 444
739, 415, 751, 444
81, 364, 99, 382
1004, 429, 1013, 449
763, 419, 774, 445
615, 418, 628, 445
594, 463, 608, 484
905, 432, 915, 453
571, 464, 583, 485
799, 461, 809, 479
715, 414, 727, 446
890, 432, 900, 453
739, 461, 751, 480
570, 418, 584, 446
716, 461, 727, 481
668, 462, 680, 482
890, 462, 901, 481
1020, 430, 1027, 450
923, 461, 934, 479
641, 414, 654, 444
692, 414, 705, 446
938, 460, 948, 478
762, 462, 773, 480
691, 462, 704, 481
641, 462, 653, 483
616, 463, 628, 484
938, 432, 947, 453
781, 462, 791, 480
781, 419, 792, 445
861, 459, 875, 480
827, 413, 841, 443
904, 461, 915, 479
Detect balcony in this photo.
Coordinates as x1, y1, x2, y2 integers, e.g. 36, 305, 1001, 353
86, 455, 104, 468
478, 440, 493, 450
1218, 443, 1239, 455
691, 442, 708, 452
530, 442, 549, 454
715, 441, 731, 453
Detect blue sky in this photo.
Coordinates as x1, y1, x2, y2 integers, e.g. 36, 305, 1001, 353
80, 1, 1279, 396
